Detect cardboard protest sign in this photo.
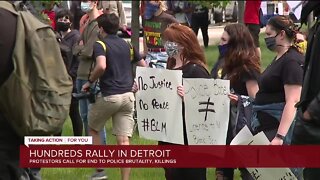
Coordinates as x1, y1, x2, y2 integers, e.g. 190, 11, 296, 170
135, 67, 184, 144
232, 126, 298, 180
184, 79, 230, 145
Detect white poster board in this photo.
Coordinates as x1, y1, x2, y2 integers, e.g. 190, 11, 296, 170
184, 79, 230, 145
232, 126, 298, 180
287, 1, 302, 20
135, 67, 184, 144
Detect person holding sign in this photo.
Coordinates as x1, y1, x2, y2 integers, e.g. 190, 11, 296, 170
214, 23, 261, 180
252, 15, 304, 145
160, 23, 210, 180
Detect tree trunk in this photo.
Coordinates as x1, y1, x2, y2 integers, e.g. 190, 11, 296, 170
237, 0, 245, 24
131, 0, 140, 51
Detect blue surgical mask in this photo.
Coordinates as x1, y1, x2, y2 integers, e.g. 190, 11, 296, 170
81, 2, 93, 13
218, 44, 229, 57
144, 2, 159, 20
164, 41, 180, 58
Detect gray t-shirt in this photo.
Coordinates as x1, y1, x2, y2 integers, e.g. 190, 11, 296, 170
143, 12, 178, 49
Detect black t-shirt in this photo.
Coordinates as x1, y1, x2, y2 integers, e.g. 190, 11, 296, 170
211, 56, 259, 96
179, 63, 210, 79
254, 48, 304, 131
175, 62, 210, 145
210, 56, 225, 79
191, 5, 209, 19
255, 48, 304, 105
231, 69, 260, 96
93, 34, 140, 96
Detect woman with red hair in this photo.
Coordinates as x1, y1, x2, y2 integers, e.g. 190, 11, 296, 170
161, 23, 209, 180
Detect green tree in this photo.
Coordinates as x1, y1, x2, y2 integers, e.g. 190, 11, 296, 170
189, 1, 230, 9
28, 0, 61, 24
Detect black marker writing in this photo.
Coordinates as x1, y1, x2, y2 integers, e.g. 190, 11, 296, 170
198, 97, 215, 121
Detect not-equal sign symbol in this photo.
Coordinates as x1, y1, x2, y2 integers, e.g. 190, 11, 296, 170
198, 97, 215, 121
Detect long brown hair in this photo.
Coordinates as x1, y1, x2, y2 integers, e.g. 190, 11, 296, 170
162, 23, 207, 70
223, 23, 260, 84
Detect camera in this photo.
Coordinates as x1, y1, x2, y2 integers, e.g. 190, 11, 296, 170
72, 89, 98, 103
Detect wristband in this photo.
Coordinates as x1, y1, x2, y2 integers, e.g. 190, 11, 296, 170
276, 133, 285, 140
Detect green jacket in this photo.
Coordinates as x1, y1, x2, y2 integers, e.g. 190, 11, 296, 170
73, 19, 99, 80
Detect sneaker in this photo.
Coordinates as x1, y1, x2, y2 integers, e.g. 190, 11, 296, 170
90, 170, 108, 180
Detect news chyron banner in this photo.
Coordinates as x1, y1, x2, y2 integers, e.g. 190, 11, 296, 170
21, 136, 320, 170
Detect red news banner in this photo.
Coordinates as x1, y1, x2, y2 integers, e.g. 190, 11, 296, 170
21, 145, 320, 168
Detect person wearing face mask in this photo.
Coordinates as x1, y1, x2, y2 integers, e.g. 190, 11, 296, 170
210, 35, 228, 80
211, 24, 260, 180
72, 2, 108, 178
252, 15, 304, 145
142, 0, 178, 69
295, 32, 307, 55
252, 15, 305, 180
78, 0, 104, 35
159, 23, 210, 180
55, 9, 83, 137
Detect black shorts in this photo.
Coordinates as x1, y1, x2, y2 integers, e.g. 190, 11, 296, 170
246, 24, 260, 47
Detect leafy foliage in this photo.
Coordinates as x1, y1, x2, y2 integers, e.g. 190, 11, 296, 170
189, 1, 230, 9
28, 0, 61, 24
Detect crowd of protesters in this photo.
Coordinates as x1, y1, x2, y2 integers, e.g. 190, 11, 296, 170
1, 0, 320, 180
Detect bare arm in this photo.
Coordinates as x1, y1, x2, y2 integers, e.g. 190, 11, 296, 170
81, 55, 106, 92
271, 84, 301, 145
89, 56, 106, 82
228, 80, 259, 104
246, 80, 259, 98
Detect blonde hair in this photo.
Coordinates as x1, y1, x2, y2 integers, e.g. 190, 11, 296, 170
160, 1, 167, 11
152, 0, 167, 11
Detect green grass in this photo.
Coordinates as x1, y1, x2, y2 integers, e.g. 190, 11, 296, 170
42, 119, 222, 180
42, 33, 274, 180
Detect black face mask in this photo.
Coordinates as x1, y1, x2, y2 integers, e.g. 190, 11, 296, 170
56, 22, 71, 32
264, 33, 279, 52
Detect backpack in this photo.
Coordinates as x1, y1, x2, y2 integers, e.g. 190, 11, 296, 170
0, 1, 73, 137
